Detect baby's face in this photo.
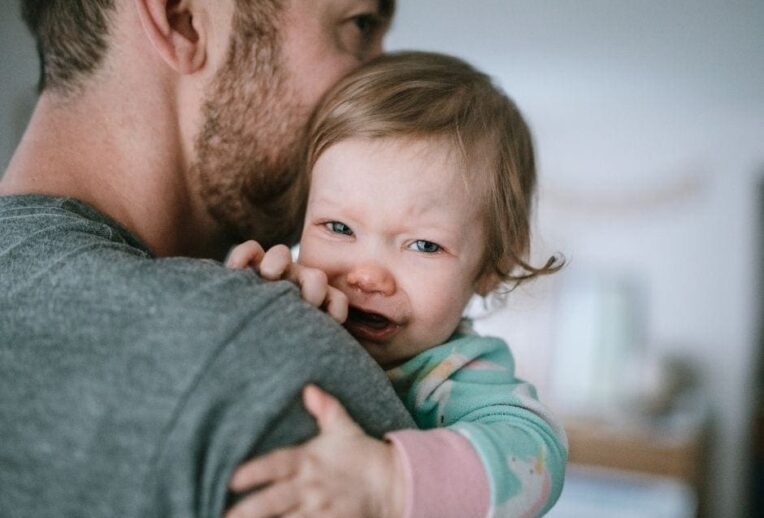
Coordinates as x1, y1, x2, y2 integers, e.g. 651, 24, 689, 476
298, 136, 488, 368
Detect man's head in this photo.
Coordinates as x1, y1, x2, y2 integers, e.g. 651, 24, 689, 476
21, 0, 395, 249
190, 0, 395, 248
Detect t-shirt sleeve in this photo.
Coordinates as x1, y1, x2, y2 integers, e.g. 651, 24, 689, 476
389, 335, 568, 518
144, 278, 415, 518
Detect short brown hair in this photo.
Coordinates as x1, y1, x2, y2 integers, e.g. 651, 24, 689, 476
21, 0, 290, 94
306, 51, 562, 290
21, 0, 116, 93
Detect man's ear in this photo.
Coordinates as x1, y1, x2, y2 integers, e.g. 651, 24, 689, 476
135, 0, 207, 74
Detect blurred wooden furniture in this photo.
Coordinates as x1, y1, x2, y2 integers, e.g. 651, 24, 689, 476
564, 416, 707, 516
565, 418, 704, 483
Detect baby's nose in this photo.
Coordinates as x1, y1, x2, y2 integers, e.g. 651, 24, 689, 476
346, 262, 396, 296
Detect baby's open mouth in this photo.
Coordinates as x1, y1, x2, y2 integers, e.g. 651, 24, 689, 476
344, 306, 401, 342
348, 307, 391, 328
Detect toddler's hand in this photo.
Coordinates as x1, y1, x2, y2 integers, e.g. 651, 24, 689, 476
226, 385, 407, 518
226, 241, 348, 323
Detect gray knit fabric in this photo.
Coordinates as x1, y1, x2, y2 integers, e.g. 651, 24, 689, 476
0, 194, 413, 517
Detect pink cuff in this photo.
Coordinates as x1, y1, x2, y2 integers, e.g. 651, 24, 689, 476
385, 429, 490, 518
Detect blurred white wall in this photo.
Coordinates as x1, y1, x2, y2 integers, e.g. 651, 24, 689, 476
387, 2, 764, 517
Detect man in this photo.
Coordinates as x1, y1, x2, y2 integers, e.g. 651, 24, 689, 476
0, 1, 412, 517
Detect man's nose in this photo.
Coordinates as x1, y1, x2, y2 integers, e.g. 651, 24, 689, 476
346, 262, 396, 296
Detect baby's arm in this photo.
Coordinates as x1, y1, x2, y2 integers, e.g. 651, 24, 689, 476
387, 336, 568, 517
226, 240, 348, 323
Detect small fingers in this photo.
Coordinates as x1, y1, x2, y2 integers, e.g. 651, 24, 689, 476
259, 245, 293, 280
291, 265, 328, 308
229, 448, 300, 492
303, 385, 362, 435
323, 287, 348, 323
226, 241, 265, 270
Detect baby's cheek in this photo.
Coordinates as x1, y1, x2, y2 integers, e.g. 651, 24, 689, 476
413, 290, 468, 343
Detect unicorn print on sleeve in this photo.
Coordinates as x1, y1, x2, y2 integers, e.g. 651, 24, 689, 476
387, 323, 568, 518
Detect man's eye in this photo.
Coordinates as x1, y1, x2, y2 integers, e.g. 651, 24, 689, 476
410, 240, 442, 254
326, 221, 353, 236
352, 14, 379, 37
339, 12, 383, 59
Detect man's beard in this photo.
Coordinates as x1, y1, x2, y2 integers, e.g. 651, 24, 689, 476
190, 11, 309, 250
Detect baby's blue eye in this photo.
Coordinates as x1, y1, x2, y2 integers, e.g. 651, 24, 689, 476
326, 221, 353, 236
411, 240, 442, 254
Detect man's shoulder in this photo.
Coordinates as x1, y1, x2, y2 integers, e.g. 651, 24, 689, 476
0, 193, 334, 354
0, 200, 414, 518
0, 192, 385, 426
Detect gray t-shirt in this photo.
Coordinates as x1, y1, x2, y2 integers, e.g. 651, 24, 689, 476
0, 195, 413, 517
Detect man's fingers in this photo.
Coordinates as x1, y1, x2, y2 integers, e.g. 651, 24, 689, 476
291, 265, 328, 308
324, 287, 348, 323
225, 480, 299, 518
226, 240, 265, 269
229, 448, 299, 492
303, 385, 361, 435
259, 245, 293, 280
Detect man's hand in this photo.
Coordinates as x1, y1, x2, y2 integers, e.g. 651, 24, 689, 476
226, 241, 348, 323
225, 385, 407, 518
